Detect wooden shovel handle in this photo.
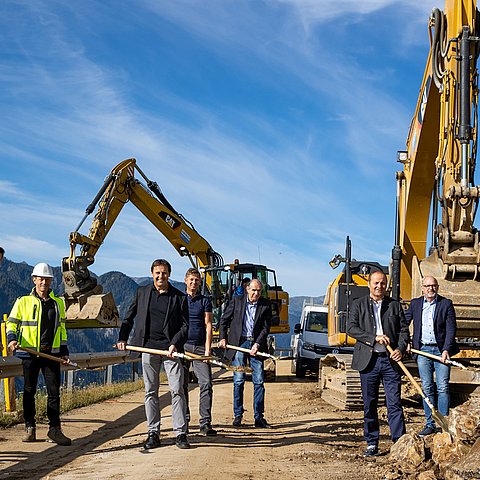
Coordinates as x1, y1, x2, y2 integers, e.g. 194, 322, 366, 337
386, 345, 424, 398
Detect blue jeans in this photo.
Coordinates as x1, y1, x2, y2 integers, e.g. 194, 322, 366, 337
232, 339, 265, 420
417, 345, 451, 428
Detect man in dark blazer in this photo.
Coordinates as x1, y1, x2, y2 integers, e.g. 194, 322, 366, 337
347, 270, 409, 457
219, 278, 272, 428
116, 259, 190, 450
405, 275, 458, 437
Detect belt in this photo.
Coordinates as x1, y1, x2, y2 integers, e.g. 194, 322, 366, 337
373, 352, 388, 357
421, 343, 437, 346
242, 336, 255, 341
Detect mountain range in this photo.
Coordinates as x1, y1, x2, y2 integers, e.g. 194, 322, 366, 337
0, 258, 323, 352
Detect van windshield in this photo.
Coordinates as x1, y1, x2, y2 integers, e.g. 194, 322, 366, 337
306, 311, 328, 333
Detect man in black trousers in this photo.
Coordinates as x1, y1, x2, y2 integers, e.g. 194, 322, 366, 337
347, 270, 409, 457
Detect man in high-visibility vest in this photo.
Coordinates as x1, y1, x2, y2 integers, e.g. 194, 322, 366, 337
7, 262, 71, 446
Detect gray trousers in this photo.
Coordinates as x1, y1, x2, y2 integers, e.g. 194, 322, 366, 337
142, 353, 187, 436
183, 344, 213, 427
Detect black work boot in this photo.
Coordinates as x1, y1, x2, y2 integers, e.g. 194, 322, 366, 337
22, 426, 36, 442
47, 426, 72, 446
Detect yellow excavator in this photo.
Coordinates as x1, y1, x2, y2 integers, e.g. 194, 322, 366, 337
321, 0, 480, 408
61, 158, 289, 338
320, 237, 387, 409
391, 0, 480, 398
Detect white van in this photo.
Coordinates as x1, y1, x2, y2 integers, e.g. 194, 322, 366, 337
290, 302, 330, 377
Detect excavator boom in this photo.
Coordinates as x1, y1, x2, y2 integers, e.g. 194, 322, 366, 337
62, 158, 288, 333
62, 158, 223, 327
393, 0, 480, 347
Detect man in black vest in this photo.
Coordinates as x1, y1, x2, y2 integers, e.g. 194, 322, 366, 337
117, 259, 190, 449
347, 270, 409, 457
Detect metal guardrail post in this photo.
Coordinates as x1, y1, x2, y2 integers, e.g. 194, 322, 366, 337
65, 370, 74, 391
2, 314, 16, 412
105, 365, 113, 385
132, 362, 139, 382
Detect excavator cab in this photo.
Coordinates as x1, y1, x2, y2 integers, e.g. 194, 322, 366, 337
204, 261, 289, 334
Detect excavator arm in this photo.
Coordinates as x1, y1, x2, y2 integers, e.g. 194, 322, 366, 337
62, 158, 223, 327
392, 0, 480, 340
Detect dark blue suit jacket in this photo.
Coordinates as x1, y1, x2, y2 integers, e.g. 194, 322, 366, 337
347, 295, 409, 373
219, 295, 272, 361
404, 294, 459, 356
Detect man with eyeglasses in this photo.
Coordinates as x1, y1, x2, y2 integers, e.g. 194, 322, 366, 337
219, 278, 272, 428
405, 275, 459, 437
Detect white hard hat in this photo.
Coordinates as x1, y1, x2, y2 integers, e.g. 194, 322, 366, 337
32, 262, 54, 278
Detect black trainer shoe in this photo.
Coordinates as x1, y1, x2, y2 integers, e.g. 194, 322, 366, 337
47, 427, 72, 446
199, 424, 217, 436
144, 432, 161, 449
22, 426, 36, 442
232, 416, 242, 427
363, 445, 379, 457
254, 418, 272, 428
418, 426, 437, 438
175, 433, 190, 449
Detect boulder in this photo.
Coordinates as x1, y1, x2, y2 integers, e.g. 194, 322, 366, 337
389, 434, 425, 472
448, 395, 480, 443
417, 471, 437, 480
446, 437, 480, 479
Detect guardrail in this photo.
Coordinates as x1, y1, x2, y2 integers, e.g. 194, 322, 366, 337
0, 351, 140, 379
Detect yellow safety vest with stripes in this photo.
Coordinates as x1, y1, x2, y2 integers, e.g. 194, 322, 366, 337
6, 289, 67, 353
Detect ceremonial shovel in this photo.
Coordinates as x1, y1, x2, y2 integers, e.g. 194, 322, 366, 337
18, 346, 83, 370
410, 348, 473, 370
123, 345, 251, 373
386, 344, 451, 434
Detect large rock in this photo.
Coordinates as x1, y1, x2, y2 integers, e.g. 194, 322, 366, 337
389, 395, 480, 477
448, 395, 480, 442
431, 432, 470, 478
389, 434, 425, 472
446, 437, 480, 479
417, 471, 437, 480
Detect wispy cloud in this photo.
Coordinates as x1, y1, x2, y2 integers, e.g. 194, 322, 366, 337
0, 0, 437, 295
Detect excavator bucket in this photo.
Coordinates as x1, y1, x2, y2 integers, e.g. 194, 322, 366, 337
63, 292, 120, 329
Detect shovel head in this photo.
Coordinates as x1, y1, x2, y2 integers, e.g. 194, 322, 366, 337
432, 409, 451, 434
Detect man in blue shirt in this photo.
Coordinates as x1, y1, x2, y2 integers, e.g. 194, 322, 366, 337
183, 268, 217, 436
219, 278, 272, 428
405, 275, 459, 437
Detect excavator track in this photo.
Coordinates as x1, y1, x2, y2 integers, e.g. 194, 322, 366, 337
319, 354, 385, 410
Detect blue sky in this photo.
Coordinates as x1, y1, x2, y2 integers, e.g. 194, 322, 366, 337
1, 0, 436, 296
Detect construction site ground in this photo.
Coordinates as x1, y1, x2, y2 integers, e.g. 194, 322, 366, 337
0, 361, 426, 480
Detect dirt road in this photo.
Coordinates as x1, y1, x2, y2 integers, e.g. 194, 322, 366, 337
0, 361, 425, 480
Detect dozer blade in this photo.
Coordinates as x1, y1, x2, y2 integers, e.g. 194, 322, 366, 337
64, 292, 120, 328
